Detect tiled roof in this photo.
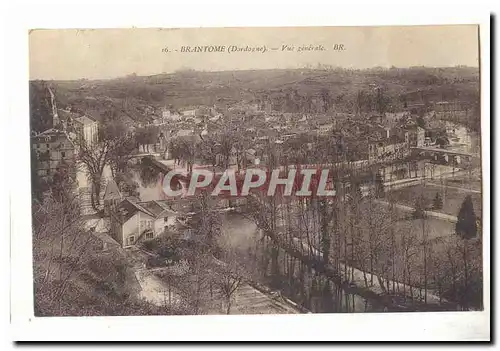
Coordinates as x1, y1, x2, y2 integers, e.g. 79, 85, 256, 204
115, 197, 179, 224
32, 128, 75, 147
137, 200, 176, 218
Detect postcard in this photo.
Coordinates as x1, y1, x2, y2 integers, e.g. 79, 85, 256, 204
15, 23, 490, 341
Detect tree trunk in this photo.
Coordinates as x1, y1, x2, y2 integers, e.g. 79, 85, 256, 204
91, 177, 102, 211
462, 241, 469, 310
271, 244, 279, 287
370, 253, 374, 286
226, 298, 232, 315
422, 218, 428, 304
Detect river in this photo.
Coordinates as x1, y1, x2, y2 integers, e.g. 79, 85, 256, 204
122, 120, 477, 312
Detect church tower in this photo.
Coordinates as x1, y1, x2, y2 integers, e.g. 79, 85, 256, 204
48, 87, 60, 128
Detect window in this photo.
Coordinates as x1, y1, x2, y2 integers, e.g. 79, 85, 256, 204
46, 144, 49, 148
164, 217, 169, 223
61, 151, 65, 158
145, 232, 154, 240
128, 236, 135, 245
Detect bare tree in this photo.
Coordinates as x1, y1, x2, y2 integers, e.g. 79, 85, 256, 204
213, 258, 245, 315
76, 130, 135, 211
32, 190, 97, 315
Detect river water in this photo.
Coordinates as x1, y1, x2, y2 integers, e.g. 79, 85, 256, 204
121, 120, 478, 312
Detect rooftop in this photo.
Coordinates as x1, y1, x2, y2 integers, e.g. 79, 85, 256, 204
74, 115, 97, 126
103, 179, 122, 201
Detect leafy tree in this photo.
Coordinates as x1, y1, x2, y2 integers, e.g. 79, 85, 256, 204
456, 195, 477, 239
432, 192, 443, 210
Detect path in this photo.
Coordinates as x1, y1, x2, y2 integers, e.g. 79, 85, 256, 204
134, 268, 183, 307
229, 284, 302, 315
129, 247, 302, 314
426, 182, 481, 194
375, 200, 458, 223
339, 263, 443, 305
294, 237, 446, 307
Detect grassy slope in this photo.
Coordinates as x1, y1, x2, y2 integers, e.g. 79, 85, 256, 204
33, 232, 178, 316
389, 183, 482, 218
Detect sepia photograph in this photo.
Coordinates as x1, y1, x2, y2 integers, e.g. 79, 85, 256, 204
27, 25, 485, 321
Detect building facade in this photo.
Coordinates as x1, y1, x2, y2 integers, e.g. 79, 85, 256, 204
73, 116, 99, 146
368, 132, 410, 163
109, 198, 178, 248
31, 128, 76, 180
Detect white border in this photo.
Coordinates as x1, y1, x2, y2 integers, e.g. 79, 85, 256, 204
6, 1, 492, 342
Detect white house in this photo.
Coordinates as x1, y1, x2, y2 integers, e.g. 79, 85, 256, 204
73, 115, 99, 146
109, 198, 179, 248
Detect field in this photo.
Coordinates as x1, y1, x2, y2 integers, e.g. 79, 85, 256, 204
393, 217, 456, 241
440, 175, 482, 192
388, 183, 482, 218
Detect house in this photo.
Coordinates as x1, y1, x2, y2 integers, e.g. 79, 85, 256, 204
31, 128, 76, 180
385, 111, 410, 127
368, 129, 410, 163
181, 109, 198, 118
109, 198, 179, 248
73, 115, 99, 146
434, 101, 469, 121
405, 125, 426, 147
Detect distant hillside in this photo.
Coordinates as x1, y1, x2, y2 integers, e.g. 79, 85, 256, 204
29, 66, 480, 126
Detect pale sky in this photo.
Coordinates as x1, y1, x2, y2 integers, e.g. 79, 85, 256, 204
29, 25, 479, 80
